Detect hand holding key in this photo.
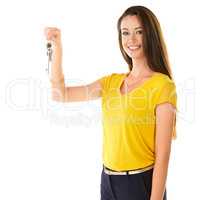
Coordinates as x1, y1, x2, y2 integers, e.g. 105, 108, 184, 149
44, 27, 62, 46
44, 27, 62, 74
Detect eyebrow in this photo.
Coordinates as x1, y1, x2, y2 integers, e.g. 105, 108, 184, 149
121, 27, 142, 31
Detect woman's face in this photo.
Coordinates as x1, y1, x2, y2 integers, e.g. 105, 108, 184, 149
120, 15, 145, 60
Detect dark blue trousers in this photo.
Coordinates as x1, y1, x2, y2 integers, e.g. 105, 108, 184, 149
100, 166, 167, 200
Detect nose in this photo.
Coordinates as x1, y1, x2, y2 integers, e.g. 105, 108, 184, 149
128, 33, 137, 43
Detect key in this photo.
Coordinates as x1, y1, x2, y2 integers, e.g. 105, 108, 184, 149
46, 43, 53, 74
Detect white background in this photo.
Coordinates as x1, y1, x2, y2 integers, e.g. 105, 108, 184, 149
0, 0, 199, 199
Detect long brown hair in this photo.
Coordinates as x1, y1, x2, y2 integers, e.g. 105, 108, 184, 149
117, 6, 173, 79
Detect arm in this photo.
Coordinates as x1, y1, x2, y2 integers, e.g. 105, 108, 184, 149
44, 27, 103, 102
150, 103, 176, 200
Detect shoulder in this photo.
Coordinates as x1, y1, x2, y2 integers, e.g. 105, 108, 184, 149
106, 72, 125, 78
152, 72, 177, 103
99, 72, 124, 89
153, 72, 176, 88
100, 72, 125, 82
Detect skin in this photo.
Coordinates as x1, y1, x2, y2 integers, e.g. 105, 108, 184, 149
120, 15, 156, 94
120, 15, 176, 200
44, 15, 176, 199
44, 27, 103, 102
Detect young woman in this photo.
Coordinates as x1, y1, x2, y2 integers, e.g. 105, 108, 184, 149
44, 5, 177, 200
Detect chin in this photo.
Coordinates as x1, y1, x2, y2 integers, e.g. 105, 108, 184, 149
128, 53, 144, 60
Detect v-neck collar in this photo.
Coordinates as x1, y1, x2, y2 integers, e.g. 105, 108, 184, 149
119, 72, 159, 97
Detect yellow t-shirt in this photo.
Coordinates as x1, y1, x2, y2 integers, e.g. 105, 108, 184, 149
100, 72, 177, 171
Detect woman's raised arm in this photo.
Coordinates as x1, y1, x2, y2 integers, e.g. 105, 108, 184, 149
44, 27, 103, 102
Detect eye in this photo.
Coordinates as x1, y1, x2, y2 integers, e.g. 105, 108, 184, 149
121, 31, 129, 36
136, 30, 143, 34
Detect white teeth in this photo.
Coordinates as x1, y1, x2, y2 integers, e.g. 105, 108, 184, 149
128, 45, 140, 50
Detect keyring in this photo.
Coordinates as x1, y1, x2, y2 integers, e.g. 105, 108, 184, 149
46, 42, 53, 74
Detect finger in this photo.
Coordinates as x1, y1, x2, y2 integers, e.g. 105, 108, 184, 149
44, 27, 61, 41
46, 27, 60, 33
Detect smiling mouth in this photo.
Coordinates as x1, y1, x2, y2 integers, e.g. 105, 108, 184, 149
128, 45, 141, 51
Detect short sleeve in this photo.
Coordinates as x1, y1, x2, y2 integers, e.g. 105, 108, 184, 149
155, 80, 178, 140
99, 75, 107, 90
156, 81, 177, 109
99, 73, 113, 92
